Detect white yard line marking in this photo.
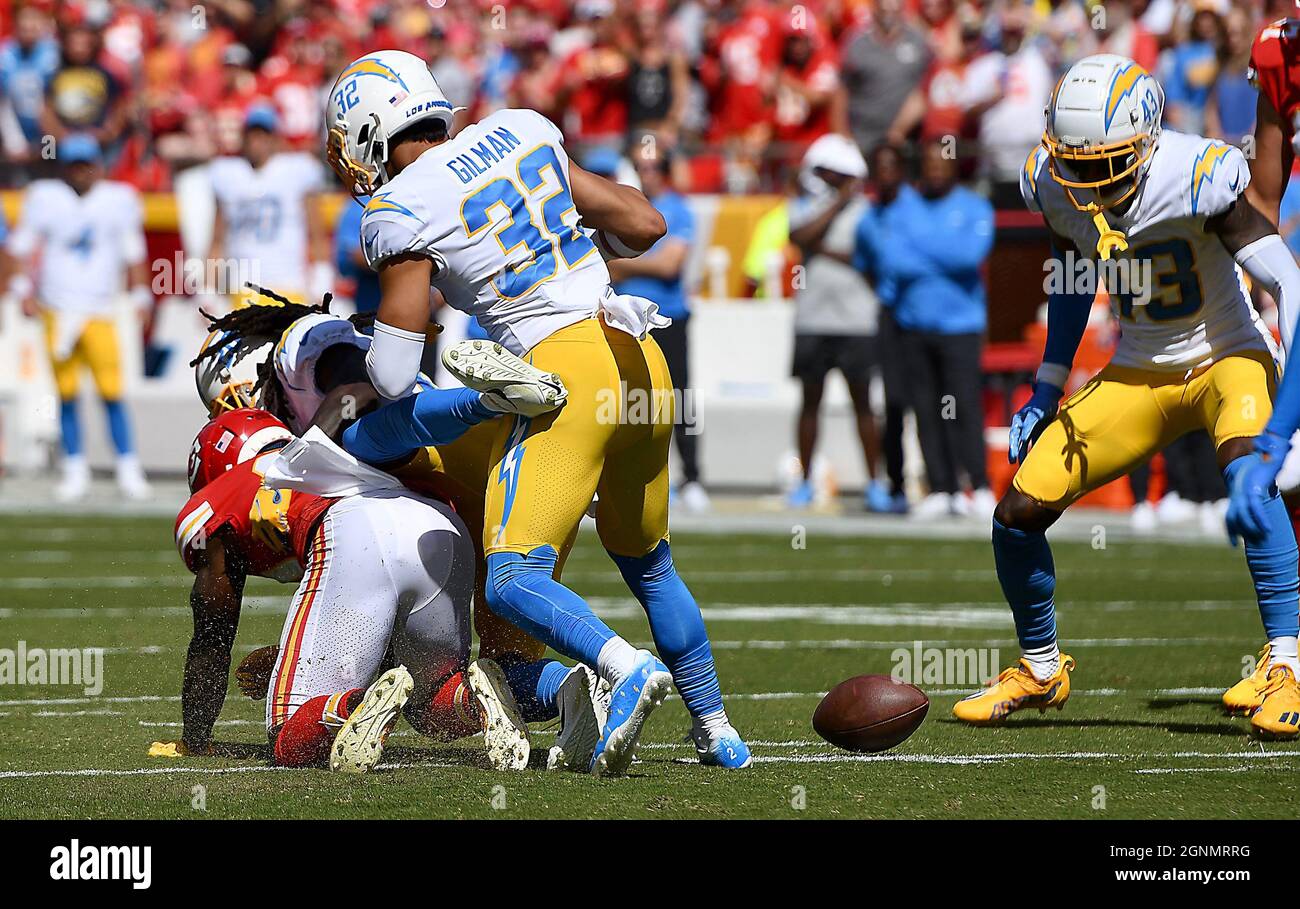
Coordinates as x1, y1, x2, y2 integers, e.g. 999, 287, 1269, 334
3, 749, 1294, 780
0, 760, 459, 781
0, 694, 179, 707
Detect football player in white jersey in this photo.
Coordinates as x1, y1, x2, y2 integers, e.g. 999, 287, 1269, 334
324, 50, 750, 774
208, 105, 332, 306
950, 55, 1300, 738
3, 134, 151, 501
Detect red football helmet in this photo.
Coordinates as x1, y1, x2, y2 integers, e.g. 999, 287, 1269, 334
187, 408, 294, 493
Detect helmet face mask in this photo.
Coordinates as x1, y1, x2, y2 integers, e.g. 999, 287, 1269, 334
328, 117, 385, 198
195, 329, 274, 416
1045, 132, 1152, 212
210, 380, 258, 414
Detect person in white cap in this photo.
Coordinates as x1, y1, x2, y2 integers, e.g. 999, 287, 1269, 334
786, 133, 888, 512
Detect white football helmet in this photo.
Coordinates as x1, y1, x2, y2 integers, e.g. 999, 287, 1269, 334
195, 329, 275, 415
325, 50, 459, 197
1043, 54, 1164, 212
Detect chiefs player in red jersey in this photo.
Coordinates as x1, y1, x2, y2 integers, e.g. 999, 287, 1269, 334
152, 408, 532, 773
1246, 11, 1300, 226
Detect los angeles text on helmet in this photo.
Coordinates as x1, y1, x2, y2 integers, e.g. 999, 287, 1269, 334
1043, 249, 1153, 307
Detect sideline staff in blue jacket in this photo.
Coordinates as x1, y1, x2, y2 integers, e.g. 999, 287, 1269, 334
857, 139, 994, 518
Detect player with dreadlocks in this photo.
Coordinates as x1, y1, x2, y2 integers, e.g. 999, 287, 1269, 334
190, 285, 610, 771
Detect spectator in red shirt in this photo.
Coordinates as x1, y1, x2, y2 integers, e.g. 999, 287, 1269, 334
886, 14, 982, 157
772, 14, 842, 166
701, 0, 779, 143
1096, 0, 1160, 72
256, 18, 324, 150
507, 24, 563, 125
554, 0, 629, 150
202, 43, 264, 158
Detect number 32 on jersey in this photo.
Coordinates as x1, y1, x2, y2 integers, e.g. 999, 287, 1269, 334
460, 144, 597, 300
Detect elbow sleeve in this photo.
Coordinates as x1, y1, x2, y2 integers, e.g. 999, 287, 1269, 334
366, 321, 426, 400
1235, 234, 1300, 355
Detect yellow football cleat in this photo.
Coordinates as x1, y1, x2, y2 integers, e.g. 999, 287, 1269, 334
951, 655, 1076, 725
1222, 644, 1272, 715
1250, 665, 1300, 740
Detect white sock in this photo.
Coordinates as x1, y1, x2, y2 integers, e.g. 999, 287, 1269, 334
1268, 637, 1300, 676
1022, 642, 1060, 682
597, 638, 638, 687
694, 708, 732, 737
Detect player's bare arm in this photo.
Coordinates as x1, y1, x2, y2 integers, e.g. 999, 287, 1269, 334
568, 162, 667, 255
181, 530, 246, 753
1246, 91, 1293, 228
606, 235, 688, 282
369, 253, 434, 398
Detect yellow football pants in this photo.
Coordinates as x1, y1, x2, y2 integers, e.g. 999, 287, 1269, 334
484, 316, 674, 562
42, 313, 124, 401
1014, 350, 1276, 510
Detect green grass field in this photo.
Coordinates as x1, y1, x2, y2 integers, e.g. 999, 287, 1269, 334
1, 512, 1297, 819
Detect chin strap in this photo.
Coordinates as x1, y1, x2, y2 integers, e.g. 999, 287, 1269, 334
1089, 207, 1129, 260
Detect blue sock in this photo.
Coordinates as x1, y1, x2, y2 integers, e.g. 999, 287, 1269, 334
610, 540, 724, 720
991, 517, 1058, 650
343, 387, 493, 464
485, 546, 617, 667
1224, 457, 1300, 639
59, 400, 82, 457
103, 399, 134, 455
496, 656, 567, 722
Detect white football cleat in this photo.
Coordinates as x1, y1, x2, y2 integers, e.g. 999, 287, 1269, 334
56, 456, 90, 503
547, 664, 607, 772
329, 665, 413, 774
678, 481, 711, 514
115, 456, 151, 501
442, 340, 567, 417
467, 658, 530, 771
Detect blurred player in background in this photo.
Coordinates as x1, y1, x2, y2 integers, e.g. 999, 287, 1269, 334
962, 56, 1300, 738
3, 134, 150, 501
207, 104, 331, 307
608, 137, 709, 513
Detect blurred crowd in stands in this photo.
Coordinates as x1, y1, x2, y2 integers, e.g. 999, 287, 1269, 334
0, 0, 1292, 194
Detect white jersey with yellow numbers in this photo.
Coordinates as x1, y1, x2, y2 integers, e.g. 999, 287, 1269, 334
209, 152, 324, 293
358, 108, 610, 356
1022, 129, 1274, 373
6, 179, 145, 313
